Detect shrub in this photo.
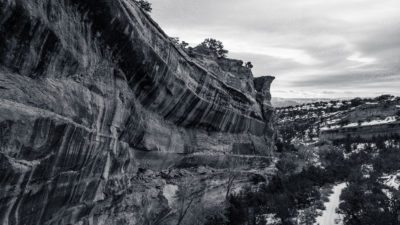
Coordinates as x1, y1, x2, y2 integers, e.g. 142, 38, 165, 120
338, 119, 350, 127
276, 155, 298, 175
170, 37, 180, 45
198, 38, 228, 58
135, 0, 152, 12
350, 98, 364, 107
245, 61, 253, 69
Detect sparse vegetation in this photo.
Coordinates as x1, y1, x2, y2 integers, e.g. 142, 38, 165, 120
338, 147, 400, 225
338, 119, 350, 127
134, 0, 152, 12
170, 37, 180, 45
181, 41, 189, 49
245, 62, 253, 69
175, 178, 206, 225
220, 96, 400, 225
170, 37, 190, 49
198, 38, 229, 58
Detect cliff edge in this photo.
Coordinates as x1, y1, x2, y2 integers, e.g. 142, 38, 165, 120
0, 0, 276, 224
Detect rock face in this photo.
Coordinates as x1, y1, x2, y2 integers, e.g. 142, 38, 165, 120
320, 121, 400, 141
0, 0, 275, 224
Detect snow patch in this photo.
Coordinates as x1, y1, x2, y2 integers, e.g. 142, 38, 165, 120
314, 183, 347, 225
321, 116, 397, 131
163, 184, 178, 207
382, 172, 400, 190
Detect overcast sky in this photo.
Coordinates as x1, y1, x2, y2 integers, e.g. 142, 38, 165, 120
150, 0, 400, 98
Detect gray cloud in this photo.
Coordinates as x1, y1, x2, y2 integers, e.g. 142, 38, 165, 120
150, 0, 400, 98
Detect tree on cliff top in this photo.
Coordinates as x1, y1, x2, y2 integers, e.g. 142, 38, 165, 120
198, 38, 229, 58
170, 37, 190, 49
245, 61, 253, 69
134, 0, 152, 12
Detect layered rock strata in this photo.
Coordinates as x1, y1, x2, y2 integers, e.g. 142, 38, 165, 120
0, 0, 275, 224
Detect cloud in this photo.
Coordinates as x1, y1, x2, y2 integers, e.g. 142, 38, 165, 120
150, 0, 400, 98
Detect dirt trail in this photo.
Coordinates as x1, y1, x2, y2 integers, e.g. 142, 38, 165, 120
315, 183, 347, 225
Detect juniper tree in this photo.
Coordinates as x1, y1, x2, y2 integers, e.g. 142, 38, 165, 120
135, 0, 152, 12
245, 61, 253, 69
199, 38, 229, 58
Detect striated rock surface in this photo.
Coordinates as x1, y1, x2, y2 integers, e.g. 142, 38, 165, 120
0, 0, 276, 224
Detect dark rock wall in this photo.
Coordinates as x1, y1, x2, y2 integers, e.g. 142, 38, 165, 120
0, 0, 275, 224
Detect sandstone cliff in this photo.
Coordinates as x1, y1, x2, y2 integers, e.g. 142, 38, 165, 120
0, 0, 275, 224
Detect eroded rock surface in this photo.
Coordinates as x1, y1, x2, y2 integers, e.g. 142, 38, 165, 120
0, 0, 276, 224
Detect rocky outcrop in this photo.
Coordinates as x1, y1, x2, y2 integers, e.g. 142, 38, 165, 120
254, 76, 275, 140
0, 0, 275, 224
320, 121, 400, 141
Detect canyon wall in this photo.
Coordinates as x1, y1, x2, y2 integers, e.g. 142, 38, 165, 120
321, 122, 400, 141
0, 0, 275, 224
